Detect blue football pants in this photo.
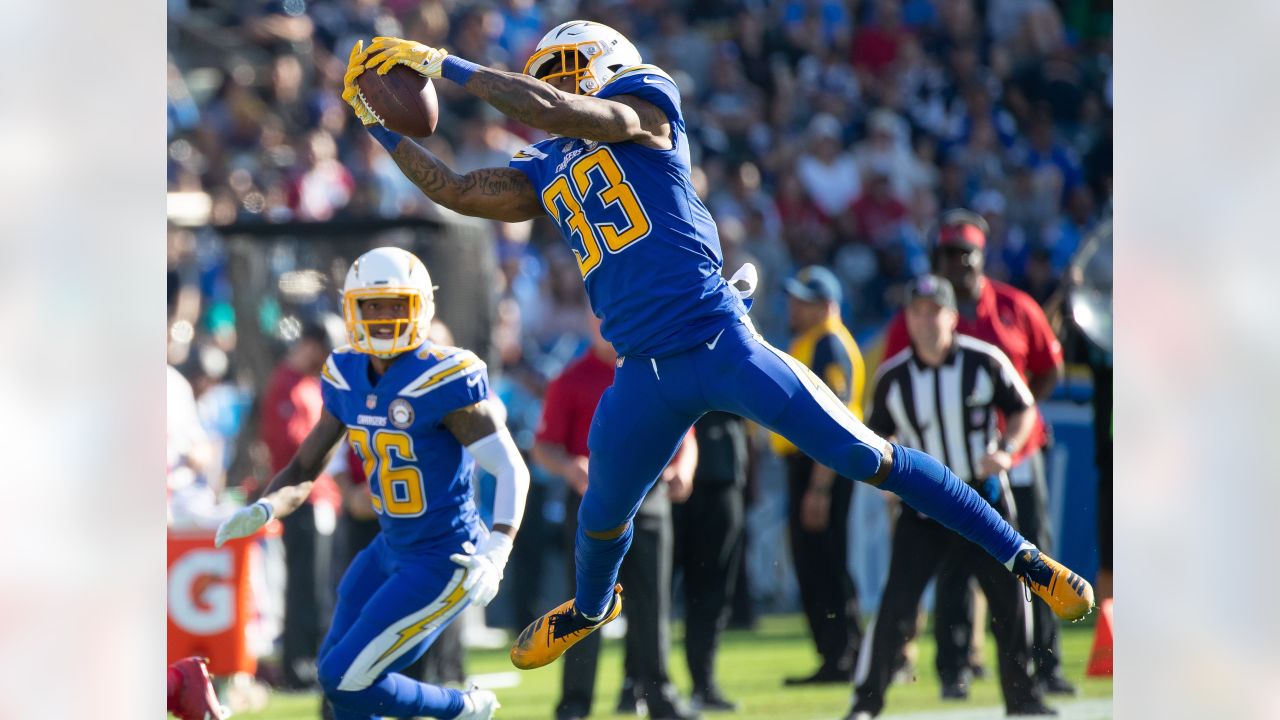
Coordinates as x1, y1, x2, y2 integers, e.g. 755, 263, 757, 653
316, 534, 471, 719
574, 317, 1025, 617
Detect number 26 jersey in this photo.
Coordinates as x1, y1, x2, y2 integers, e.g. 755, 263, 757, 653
319, 344, 489, 553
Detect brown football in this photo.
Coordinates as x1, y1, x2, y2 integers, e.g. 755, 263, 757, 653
356, 65, 439, 138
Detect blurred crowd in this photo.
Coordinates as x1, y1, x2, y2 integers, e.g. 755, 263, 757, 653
167, 0, 1112, 708
169, 0, 1111, 336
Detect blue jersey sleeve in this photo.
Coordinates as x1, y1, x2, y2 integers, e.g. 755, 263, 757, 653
319, 351, 357, 422
437, 364, 490, 416
508, 141, 552, 188
404, 353, 494, 425
595, 66, 683, 127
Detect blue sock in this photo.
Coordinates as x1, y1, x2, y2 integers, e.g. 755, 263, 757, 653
573, 520, 633, 618
327, 673, 464, 718
879, 443, 1024, 563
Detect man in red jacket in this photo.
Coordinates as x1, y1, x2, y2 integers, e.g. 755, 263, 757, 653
881, 210, 1073, 696
260, 321, 341, 690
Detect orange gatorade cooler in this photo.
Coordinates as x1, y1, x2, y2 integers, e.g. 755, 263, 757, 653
167, 524, 278, 676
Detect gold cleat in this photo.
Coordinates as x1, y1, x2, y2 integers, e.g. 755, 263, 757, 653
1012, 548, 1096, 621
510, 584, 623, 670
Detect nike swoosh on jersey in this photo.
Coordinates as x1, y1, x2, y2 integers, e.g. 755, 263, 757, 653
705, 329, 726, 351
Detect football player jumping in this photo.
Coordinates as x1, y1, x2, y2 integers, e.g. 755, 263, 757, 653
341, 21, 1094, 674
216, 247, 524, 720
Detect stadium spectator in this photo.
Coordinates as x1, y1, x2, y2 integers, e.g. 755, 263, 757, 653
772, 266, 867, 686
796, 114, 862, 219
259, 321, 340, 690
533, 314, 698, 720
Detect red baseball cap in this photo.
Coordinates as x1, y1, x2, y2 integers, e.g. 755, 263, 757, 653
937, 221, 986, 250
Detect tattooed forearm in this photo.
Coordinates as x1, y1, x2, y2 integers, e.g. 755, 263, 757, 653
465, 68, 566, 130
388, 140, 542, 221
461, 66, 670, 146
391, 140, 459, 196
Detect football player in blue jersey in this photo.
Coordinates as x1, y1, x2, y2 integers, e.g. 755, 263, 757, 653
215, 247, 526, 720
341, 21, 1094, 673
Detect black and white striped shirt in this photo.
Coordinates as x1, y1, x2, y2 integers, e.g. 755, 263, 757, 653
867, 335, 1034, 484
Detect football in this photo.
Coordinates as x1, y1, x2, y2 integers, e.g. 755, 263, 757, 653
356, 65, 439, 138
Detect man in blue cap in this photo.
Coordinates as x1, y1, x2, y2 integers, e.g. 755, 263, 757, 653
772, 266, 868, 685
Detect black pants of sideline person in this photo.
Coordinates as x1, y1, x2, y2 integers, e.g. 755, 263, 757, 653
673, 478, 744, 694
281, 502, 333, 689
557, 486, 676, 717
851, 502, 1043, 716
934, 451, 1063, 683
786, 454, 862, 678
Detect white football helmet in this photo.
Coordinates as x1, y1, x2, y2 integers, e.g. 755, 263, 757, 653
341, 247, 435, 358
523, 21, 643, 95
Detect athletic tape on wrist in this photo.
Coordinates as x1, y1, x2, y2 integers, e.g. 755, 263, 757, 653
441, 55, 479, 85
366, 124, 403, 152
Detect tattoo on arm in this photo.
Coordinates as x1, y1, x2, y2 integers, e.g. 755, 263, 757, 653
442, 399, 505, 446
389, 141, 542, 221
463, 67, 671, 148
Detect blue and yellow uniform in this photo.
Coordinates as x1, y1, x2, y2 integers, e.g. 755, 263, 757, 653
314, 343, 488, 719
505, 64, 1025, 626
509, 65, 746, 358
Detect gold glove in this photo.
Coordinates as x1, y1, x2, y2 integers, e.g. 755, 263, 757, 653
341, 40, 379, 126
363, 36, 449, 77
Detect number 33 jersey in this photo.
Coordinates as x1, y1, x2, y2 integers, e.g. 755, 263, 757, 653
508, 64, 746, 358
320, 344, 489, 552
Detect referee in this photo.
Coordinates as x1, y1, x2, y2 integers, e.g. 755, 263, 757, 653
845, 275, 1052, 719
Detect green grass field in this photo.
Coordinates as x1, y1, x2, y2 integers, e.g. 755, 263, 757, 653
239, 614, 1111, 719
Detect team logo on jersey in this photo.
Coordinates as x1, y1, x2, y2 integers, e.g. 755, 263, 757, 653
366, 394, 377, 409
389, 398, 415, 429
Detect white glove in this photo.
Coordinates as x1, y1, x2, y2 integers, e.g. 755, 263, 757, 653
215, 500, 273, 547
449, 531, 513, 608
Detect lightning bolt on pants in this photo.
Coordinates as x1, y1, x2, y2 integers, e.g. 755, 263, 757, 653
316, 534, 471, 719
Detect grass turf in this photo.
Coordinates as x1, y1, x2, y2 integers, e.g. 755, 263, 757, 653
236, 613, 1111, 719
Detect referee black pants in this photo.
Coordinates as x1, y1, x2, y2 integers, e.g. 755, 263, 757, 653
786, 454, 863, 675
852, 501, 1042, 716
934, 451, 1063, 681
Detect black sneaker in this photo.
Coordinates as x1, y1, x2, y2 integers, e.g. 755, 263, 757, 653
783, 665, 852, 686
554, 701, 591, 720
616, 678, 640, 715
646, 695, 700, 720
1037, 674, 1078, 696
691, 687, 739, 713
941, 680, 970, 700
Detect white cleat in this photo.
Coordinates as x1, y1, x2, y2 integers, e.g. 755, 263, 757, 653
455, 685, 501, 720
